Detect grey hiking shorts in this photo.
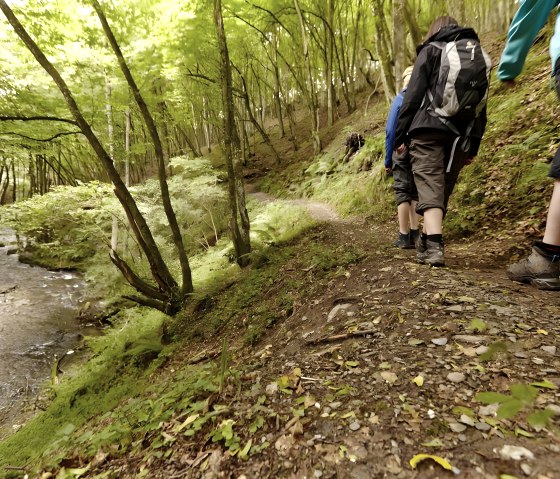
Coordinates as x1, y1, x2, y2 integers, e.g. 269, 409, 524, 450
392, 149, 418, 205
409, 131, 469, 215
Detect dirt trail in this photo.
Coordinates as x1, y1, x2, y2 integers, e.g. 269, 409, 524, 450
114, 195, 557, 479
249, 189, 341, 223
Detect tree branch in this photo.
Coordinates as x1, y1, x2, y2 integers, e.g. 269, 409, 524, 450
0, 115, 79, 126
0, 131, 82, 142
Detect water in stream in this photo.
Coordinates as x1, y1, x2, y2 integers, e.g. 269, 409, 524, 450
0, 229, 88, 435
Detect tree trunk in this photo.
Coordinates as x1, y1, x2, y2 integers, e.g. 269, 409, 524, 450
91, 0, 193, 299
393, 0, 406, 91
0, 0, 188, 314
213, 0, 251, 267
239, 73, 281, 164
294, 0, 321, 153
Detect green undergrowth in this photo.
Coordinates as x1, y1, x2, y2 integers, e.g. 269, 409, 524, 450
259, 123, 395, 220
0, 309, 166, 474
446, 28, 559, 241
169, 225, 365, 344
0, 218, 364, 477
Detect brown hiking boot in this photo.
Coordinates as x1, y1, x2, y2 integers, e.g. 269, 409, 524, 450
507, 246, 560, 290
417, 240, 445, 267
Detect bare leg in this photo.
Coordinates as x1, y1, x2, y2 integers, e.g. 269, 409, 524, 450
397, 202, 411, 234
409, 200, 420, 230
542, 180, 560, 246
423, 207, 443, 235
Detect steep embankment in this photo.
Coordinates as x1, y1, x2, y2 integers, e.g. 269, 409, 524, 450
1, 28, 560, 479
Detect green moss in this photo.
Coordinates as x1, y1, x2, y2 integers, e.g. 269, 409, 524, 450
0, 309, 166, 472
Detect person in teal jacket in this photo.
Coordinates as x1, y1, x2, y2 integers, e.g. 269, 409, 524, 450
498, 0, 560, 290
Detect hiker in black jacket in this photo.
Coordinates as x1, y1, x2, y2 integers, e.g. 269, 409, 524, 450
394, 16, 491, 267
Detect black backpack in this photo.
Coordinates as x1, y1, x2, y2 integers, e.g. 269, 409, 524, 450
427, 38, 492, 135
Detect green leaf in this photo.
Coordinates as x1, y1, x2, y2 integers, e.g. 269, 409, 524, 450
497, 399, 524, 419
238, 439, 252, 460
468, 318, 487, 332
479, 342, 508, 361
452, 406, 475, 417
530, 380, 557, 390
514, 427, 535, 438
509, 384, 538, 403
527, 409, 555, 428
475, 391, 510, 404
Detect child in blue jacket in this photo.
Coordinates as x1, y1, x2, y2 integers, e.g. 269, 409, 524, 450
385, 66, 419, 248
499, 0, 560, 290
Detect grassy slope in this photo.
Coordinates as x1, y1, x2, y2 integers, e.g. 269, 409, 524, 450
1, 27, 559, 477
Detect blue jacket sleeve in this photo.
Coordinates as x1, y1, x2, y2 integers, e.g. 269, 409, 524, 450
384, 92, 404, 169
498, 0, 560, 80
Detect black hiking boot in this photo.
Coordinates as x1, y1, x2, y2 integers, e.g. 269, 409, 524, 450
409, 229, 420, 249
415, 233, 427, 261
507, 245, 560, 290
393, 232, 414, 249
417, 240, 445, 267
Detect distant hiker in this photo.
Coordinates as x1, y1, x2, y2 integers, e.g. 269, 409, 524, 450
385, 66, 420, 249
498, 0, 560, 290
394, 16, 491, 266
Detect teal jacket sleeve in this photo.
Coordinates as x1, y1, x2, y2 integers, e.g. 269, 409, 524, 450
552, 12, 560, 71
498, 0, 560, 80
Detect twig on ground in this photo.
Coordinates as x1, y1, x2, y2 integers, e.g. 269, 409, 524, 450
305, 329, 378, 345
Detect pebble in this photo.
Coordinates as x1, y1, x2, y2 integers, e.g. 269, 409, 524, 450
314, 471, 323, 478
349, 421, 361, 431
449, 422, 467, 433
475, 345, 489, 355
453, 334, 489, 344
475, 422, 491, 431
541, 346, 557, 355
447, 372, 466, 383
459, 414, 475, 427
432, 337, 448, 346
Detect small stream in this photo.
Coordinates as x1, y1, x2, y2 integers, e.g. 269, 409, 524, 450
0, 229, 90, 435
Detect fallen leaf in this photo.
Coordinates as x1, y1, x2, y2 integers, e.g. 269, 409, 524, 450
409, 454, 460, 474
412, 375, 424, 387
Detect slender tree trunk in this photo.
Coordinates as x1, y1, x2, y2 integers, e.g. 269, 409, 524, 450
393, 0, 406, 91
271, 28, 285, 138
213, 0, 251, 267
11, 159, 16, 202
239, 73, 281, 164
91, 0, 193, 299
294, 0, 321, 153
0, 0, 188, 314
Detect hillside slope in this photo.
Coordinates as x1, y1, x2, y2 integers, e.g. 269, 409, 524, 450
1, 28, 560, 479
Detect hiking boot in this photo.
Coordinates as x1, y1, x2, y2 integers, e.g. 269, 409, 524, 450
507, 246, 560, 290
393, 232, 414, 249
415, 232, 426, 252
409, 229, 420, 249
418, 240, 445, 267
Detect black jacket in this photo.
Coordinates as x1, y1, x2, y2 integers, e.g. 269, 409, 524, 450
394, 25, 488, 156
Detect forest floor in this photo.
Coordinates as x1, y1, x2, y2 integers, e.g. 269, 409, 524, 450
3, 27, 560, 479
86, 196, 560, 479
